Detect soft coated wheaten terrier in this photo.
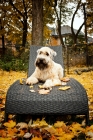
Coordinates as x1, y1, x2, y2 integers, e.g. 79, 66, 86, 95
26, 47, 64, 88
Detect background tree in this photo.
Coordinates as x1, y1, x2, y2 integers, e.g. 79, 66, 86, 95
71, 0, 85, 45
9, 0, 32, 47
53, 0, 73, 46
1, 0, 93, 50
0, 1, 10, 54
32, 0, 44, 46
86, 0, 93, 36
32, 0, 55, 46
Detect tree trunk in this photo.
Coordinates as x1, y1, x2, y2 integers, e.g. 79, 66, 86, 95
1, 20, 5, 55
71, 0, 83, 44
22, 18, 27, 47
2, 35, 5, 55
9, 0, 28, 48
57, 19, 64, 46
32, 0, 43, 46
83, 3, 88, 66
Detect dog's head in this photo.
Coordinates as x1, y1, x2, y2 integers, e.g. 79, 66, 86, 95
35, 47, 57, 70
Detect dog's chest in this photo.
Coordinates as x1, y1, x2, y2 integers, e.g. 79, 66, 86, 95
37, 68, 55, 81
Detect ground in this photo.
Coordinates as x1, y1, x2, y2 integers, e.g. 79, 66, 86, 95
0, 68, 93, 140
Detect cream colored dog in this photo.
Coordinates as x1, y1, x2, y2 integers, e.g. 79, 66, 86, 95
26, 47, 64, 88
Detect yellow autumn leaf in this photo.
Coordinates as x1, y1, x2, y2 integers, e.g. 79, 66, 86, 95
20, 78, 24, 84
3, 120, 16, 128
7, 127, 18, 137
0, 129, 7, 137
70, 122, 84, 135
32, 118, 48, 128
55, 83, 62, 86
85, 125, 93, 132
63, 133, 74, 140
0, 138, 11, 140
31, 136, 42, 140
57, 133, 74, 140
54, 121, 66, 128
50, 135, 57, 140
38, 85, 44, 89
38, 119, 48, 127
30, 85, 33, 88
55, 127, 65, 136
8, 114, 15, 119
17, 129, 25, 137
44, 126, 56, 134
59, 86, 71, 90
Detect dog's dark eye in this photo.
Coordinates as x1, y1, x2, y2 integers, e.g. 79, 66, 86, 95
46, 52, 49, 56
39, 51, 42, 54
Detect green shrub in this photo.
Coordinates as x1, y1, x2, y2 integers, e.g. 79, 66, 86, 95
0, 51, 29, 71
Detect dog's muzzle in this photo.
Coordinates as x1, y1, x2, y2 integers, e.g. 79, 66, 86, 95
36, 58, 48, 70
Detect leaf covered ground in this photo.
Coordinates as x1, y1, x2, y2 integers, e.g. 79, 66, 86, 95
0, 68, 93, 140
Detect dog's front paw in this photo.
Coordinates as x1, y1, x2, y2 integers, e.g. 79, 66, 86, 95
43, 79, 53, 89
26, 76, 38, 85
26, 77, 32, 85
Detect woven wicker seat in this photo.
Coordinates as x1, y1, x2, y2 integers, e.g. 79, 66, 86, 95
5, 46, 89, 124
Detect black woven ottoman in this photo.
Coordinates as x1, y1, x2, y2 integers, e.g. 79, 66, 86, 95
5, 46, 89, 124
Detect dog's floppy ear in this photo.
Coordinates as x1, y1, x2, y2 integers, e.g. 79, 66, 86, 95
53, 51, 57, 57
37, 49, 40, 54
50, 49, 57, 59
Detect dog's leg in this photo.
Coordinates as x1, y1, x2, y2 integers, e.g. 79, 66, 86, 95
26, 76, 38, 85
43, 78, 62, 89
43, 79, 53, 89
52, 79, 62, 86
26, 71, 38, 85
58, 66, 64, 79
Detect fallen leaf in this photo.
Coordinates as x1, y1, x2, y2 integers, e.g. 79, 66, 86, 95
0, 138, 11, 140
61, 77, 70, 82
8, 114, 15, 119
54, 127, 64, 137
0, 104, 5, 109
23, 132, 32, 138
38, 89, 50, 94
31, 118, 48, 128
0, 129, 7, 137
86, 131, 93, 138
28, 119, 32, 127
61, 82, 67, 86
44, 126, 56, 134
31, 136, 42, 140
30, 85, 33, 88
16, 122, 28, 130
54, 83, 62, 86
30, 128, 41, 136
59, 86, 71, 90
7, 127, 18, 137
54, 121, 66, 128
3, 120, 16, 128
38, 85, 44, 89
29, 89, 35, 92
19, 78, 26, 84
38, 119, 48, 127
70, 123, 84, 135
20, 79, 24, 84
50, 135, 57, 140
17, 129, 25, 137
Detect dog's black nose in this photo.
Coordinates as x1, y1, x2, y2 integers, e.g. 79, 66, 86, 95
39, 58, 45, 62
